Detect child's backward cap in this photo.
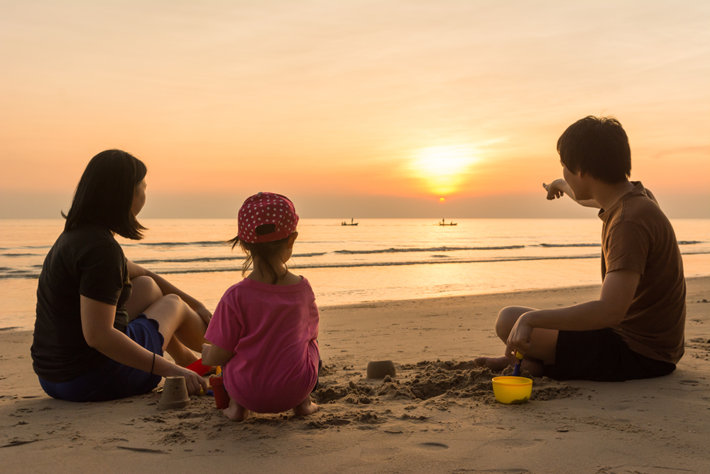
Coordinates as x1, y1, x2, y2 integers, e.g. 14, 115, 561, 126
238, 192, 299, 244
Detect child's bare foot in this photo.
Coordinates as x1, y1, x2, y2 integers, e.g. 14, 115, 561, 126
223, 399, 249, 421
293, 397, 319, 417
473, 356, 512, 371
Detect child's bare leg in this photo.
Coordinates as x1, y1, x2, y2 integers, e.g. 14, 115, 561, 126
223, 398, 249, 421
293, 396, 319, 417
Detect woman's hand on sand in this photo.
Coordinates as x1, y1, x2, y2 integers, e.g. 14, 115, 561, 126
172, 365, 208, 395
543, 179, 567, 200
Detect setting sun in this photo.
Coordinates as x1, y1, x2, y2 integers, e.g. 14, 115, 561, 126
409, 145, 478, 196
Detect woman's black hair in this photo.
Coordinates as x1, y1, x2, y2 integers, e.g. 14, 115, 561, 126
63, 149, 147, 240
227, 227, 290, 284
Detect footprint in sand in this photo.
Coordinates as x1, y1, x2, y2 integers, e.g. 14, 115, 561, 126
418, 441, 448, 449
486, 438, 542, 449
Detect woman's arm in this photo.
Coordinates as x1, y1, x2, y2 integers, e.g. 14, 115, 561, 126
80, 296, 207, 394
126, 260, 212, 324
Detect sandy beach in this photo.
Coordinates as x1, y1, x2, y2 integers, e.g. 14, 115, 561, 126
1, 277, 709, 473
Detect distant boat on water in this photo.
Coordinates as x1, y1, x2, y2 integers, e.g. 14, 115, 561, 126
438, 218, 457, 226
341, 218, 359, 226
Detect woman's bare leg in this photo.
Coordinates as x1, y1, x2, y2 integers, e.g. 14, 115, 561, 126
125, 276, 163, 320
143, 294, 207, 352
127, 276, 206, 365
165, 336, 199, 367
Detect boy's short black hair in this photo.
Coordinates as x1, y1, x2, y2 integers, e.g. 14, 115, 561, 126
64, 149, 147, 240
557, 116, 631, 183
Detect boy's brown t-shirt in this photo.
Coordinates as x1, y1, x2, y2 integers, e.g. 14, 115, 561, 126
600, 181, 686, 364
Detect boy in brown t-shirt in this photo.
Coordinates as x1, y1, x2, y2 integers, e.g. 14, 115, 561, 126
476, 115, 686, 381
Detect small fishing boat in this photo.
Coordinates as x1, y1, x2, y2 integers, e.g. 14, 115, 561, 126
438, 218, 457, 226
341, 218, 359, 226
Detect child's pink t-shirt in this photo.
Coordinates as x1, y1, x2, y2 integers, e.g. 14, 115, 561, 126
205, 277, 320, 413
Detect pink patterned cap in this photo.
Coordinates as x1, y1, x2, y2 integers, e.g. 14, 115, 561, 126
237, 192, 299, 243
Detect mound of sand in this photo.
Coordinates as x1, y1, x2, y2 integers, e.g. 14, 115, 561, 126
313, 359, 578, 409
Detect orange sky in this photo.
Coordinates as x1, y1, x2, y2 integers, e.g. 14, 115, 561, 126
1, 1, 709, 218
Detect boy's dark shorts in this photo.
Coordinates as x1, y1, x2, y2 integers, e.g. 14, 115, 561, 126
543, 328, 675, 381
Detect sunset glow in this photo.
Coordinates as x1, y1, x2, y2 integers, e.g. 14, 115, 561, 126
410, 145, 478, 197
1, 1, 708, 218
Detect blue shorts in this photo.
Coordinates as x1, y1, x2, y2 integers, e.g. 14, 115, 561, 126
38, 315, 164, 402
543, 328, 675, 381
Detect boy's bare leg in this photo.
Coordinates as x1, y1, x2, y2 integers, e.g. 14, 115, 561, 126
474, 355, 544, 376
474, 305, 555, 376
474, 355, 513, 371
223, 398, 249, 421
475, 306, 533, 369
293, 396, 319, 417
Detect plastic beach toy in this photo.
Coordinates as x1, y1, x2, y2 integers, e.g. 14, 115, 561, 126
512, 351, 524, 376
186, 358, 212, 376
492, 376, 533, 404
209, 375, 229, 409
209, 367, 229, 409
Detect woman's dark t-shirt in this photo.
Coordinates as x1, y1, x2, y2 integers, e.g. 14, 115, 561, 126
32, 225, 132, 382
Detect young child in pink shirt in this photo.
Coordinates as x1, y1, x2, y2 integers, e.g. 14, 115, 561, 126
202, 192, 320, 421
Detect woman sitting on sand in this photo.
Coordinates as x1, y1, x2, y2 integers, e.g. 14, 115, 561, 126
202, 192, 320, 420
31, 150, 209, 401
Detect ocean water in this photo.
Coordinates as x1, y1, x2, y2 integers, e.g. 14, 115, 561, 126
1, 218, 709, 330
